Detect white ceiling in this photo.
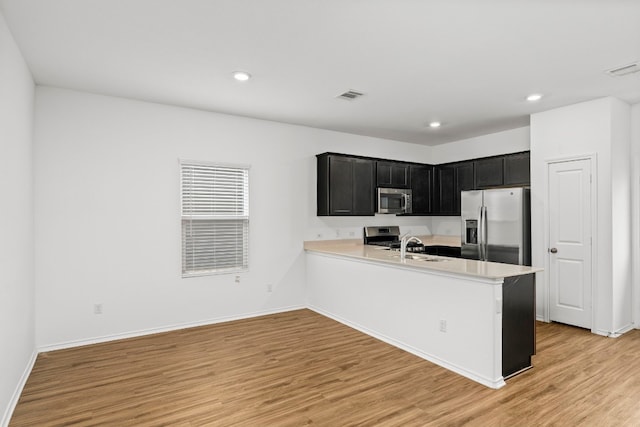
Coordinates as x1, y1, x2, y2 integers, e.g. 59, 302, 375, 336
2, 0, 639, 146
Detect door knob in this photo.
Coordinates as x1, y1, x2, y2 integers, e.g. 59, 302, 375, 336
549, 248, 558, 254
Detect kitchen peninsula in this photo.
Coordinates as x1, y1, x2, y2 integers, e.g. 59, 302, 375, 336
304, 239, 542, 389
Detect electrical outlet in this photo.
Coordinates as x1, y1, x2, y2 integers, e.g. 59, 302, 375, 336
316, 233, 323, 239
267, 283, 273, 293
235, 275, 240, 283
94, 304, 103, 315
439, 319, 447, 333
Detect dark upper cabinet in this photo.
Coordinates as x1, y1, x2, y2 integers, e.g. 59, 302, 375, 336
317, 151, 529, 217
433, 165, 456, 215
351, 159, 376, 215
409, 164, 433, 214
433, 161, 474, 215
376, 161, 410, 188
454, 161, 475, 214
474, 152, 530, 189
474, 156, 504, 189
504, 152, 531, 186
317, 153, 375, 216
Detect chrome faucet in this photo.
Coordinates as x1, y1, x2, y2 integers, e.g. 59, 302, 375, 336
400, 235, 422, 260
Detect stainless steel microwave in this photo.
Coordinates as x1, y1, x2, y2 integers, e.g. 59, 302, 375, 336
377, 188, 412, 214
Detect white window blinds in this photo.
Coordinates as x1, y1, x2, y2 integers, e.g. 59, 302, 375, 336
181, 161, 249, 277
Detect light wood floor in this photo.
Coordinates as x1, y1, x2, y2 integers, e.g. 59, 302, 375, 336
10, 309, 640, 426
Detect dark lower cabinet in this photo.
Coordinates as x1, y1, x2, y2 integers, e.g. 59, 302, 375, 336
317, 153, 375, 216
423, 246, 461, 258
502, 273, 536, 378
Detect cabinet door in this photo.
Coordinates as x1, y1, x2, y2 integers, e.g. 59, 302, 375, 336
317, 154, 374, 216
409, 165, 432, 214
352, 158, 375, 215
377, 161, 409, 188
474, 157, 504, 188
504, 152, 530, 186
438, 246, 462, 258
502, 274, 535, 377
454, 162, 475, 214
392, 163, 410, 188
329, 156, 354, 215
434, 166, 456, 214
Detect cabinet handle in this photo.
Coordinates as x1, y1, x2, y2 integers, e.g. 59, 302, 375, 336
549, 248, 558, 254
334, 209, 351, 213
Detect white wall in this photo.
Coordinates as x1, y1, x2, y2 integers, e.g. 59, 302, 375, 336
307, 252, 505, 389
429, 127, 531, 237
0, 11, 35, 427
530, 97, 632, 335
632, 103, 640, 329
430, 127, 530, 164
33, 87, 434, 348
611, 100, 631, 331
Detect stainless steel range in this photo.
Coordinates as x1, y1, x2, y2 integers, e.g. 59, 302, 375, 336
363, 226, 425, 252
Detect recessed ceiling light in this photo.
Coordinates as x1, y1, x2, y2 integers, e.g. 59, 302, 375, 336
429, 121, 442, 128
526, 93, 543, 102
232, 71, 251, 81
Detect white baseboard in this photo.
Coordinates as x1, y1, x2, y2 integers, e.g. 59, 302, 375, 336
593, 322, 635, 338
37, 305, 306, 353
1, 350, 38, 427
607, 322, 635, 338
307, 305, 505, 390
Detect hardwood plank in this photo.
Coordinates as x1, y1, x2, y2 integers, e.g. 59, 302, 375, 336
9, 309, 640, 426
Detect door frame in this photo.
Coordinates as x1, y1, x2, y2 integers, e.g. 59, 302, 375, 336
633, 153, 640, 330
543, 153, 597, 333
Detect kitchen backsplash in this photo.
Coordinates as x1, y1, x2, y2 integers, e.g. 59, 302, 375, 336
430, 217, 462, 237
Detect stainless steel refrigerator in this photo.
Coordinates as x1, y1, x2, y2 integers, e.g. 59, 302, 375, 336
461, 188, 531, 265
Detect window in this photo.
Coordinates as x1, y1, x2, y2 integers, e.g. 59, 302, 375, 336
181, 161, 249, 277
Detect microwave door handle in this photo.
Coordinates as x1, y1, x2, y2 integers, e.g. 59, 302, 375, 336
402, 193, 408, 210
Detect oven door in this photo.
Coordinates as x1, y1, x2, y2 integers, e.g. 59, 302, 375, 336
377, 188, 411, 214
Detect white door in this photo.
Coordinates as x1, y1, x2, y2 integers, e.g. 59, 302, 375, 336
548, 159, 592, 328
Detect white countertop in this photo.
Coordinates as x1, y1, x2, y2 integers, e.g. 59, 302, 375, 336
304, 238, 542, 279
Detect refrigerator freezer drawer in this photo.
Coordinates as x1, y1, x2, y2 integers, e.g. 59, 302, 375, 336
486, 244, 521, 265
461, 243, 481, 260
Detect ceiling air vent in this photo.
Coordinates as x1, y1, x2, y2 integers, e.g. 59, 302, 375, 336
336, 90, 364, 100
606, 62, 640, 77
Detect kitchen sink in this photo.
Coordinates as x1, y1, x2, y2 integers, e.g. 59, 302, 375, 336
389, 254, 450, 262
416, 256, 450, 262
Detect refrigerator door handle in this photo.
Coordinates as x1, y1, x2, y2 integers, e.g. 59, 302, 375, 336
481, 206, 488, 261
477, 206, 484, 260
